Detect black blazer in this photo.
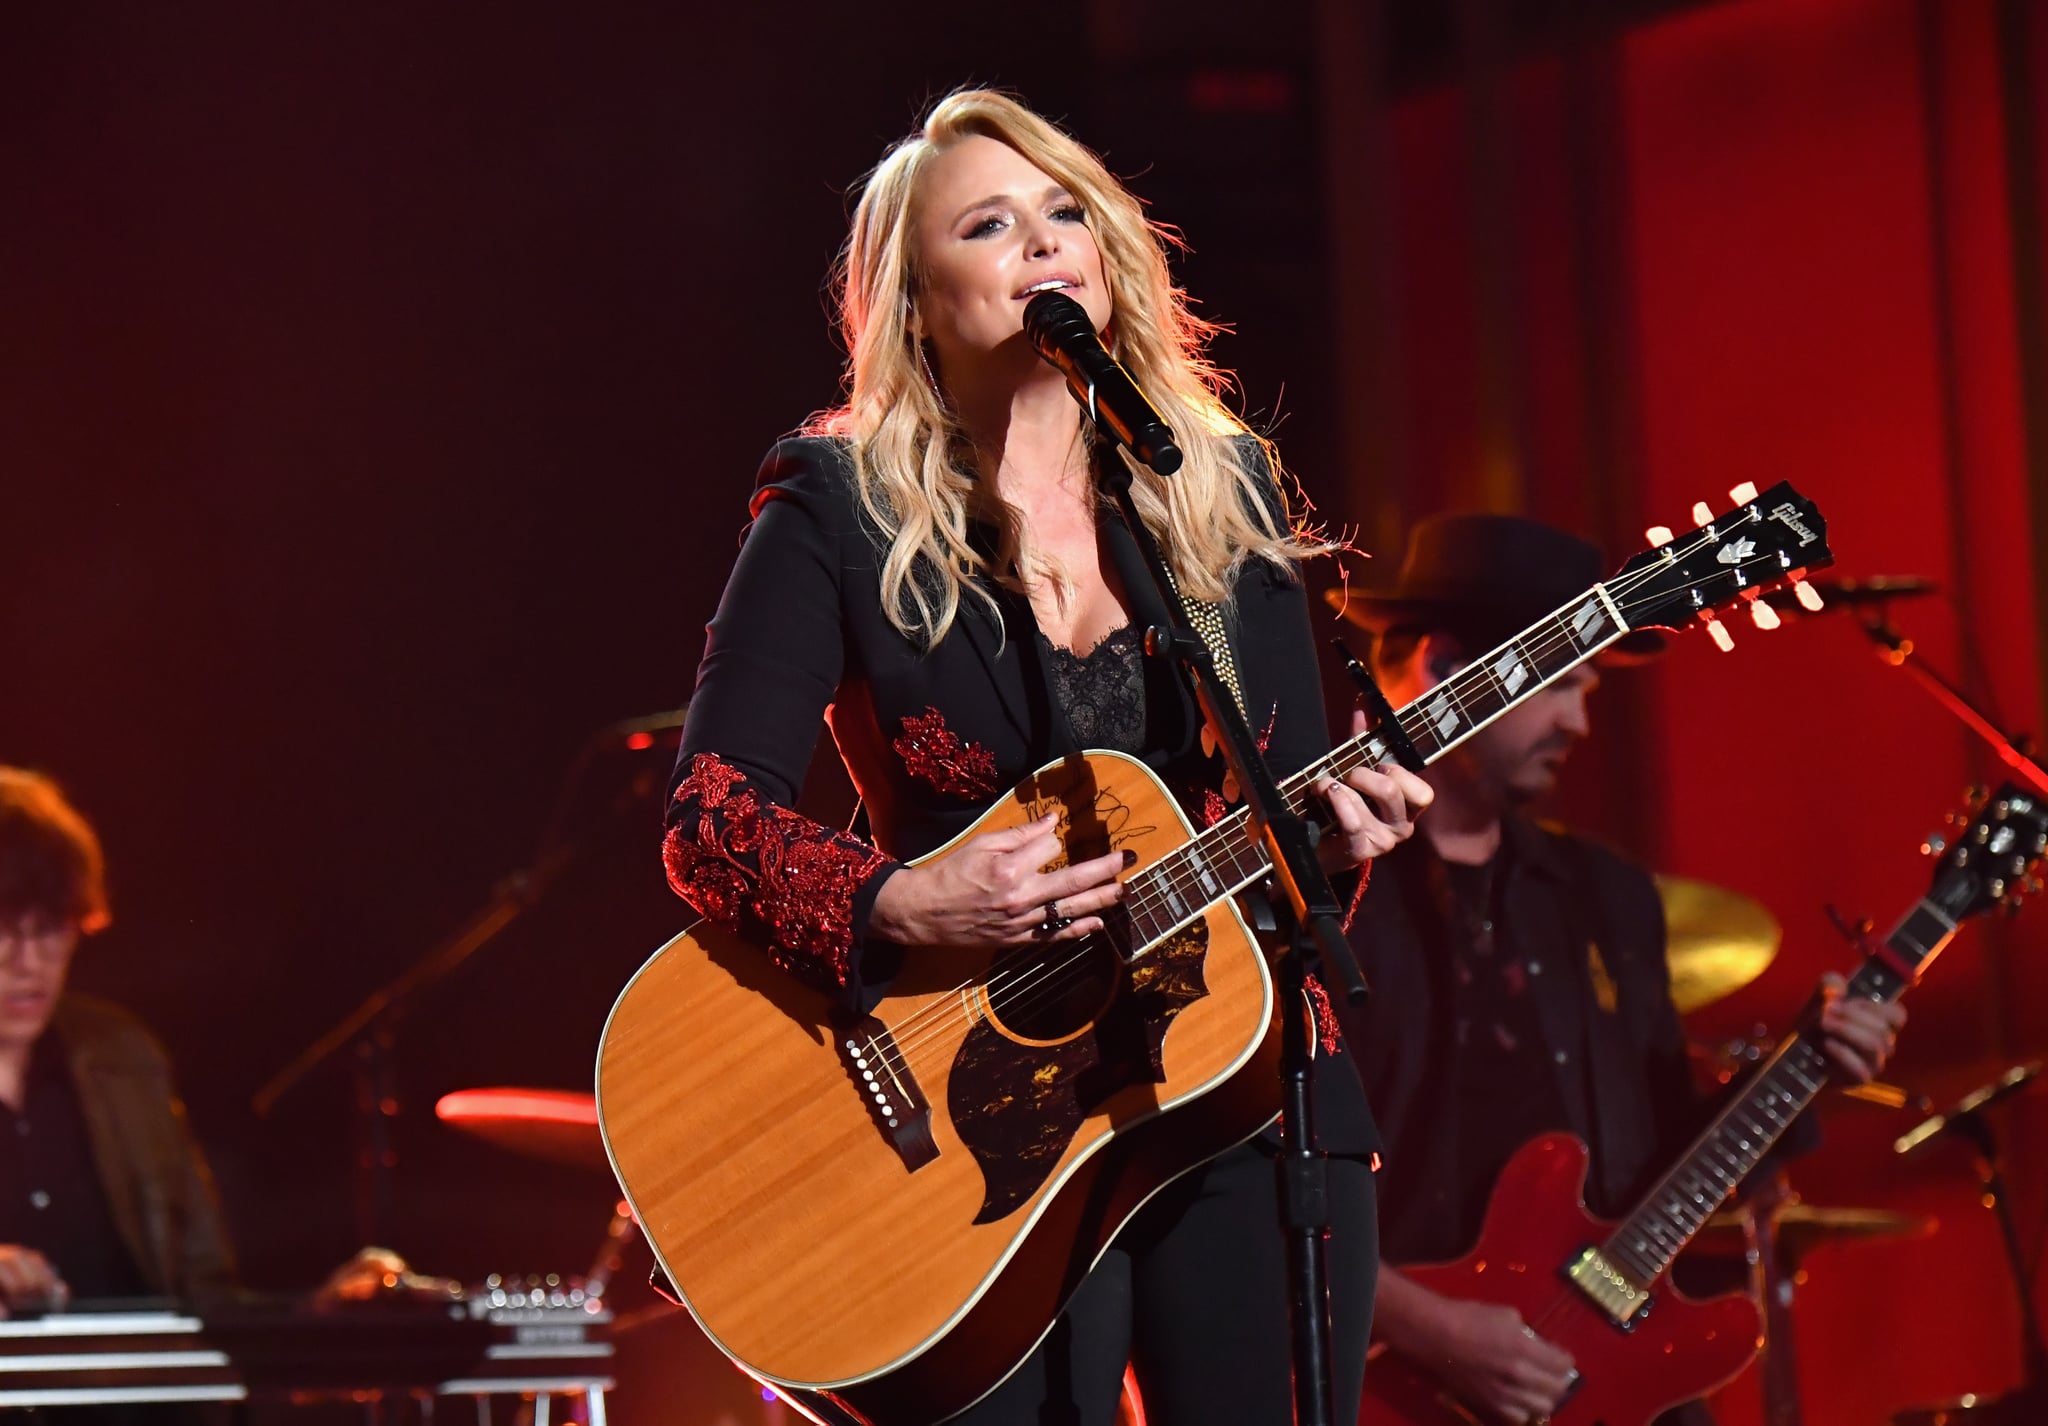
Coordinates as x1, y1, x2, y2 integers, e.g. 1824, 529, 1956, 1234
1343, 819, 1701, 1264
665, 435, 1379, 1154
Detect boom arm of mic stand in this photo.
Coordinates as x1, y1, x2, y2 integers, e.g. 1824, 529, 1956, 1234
1857, 614, 2048, 798
250, 843, 576, 1118
250, 717, 648, 1118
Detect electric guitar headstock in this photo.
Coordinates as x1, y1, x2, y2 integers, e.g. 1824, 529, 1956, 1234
1603, 481, 1834, 650
1923, 782, 2048, 924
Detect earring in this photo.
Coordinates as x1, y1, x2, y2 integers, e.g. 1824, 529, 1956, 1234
916, 339, 947, 407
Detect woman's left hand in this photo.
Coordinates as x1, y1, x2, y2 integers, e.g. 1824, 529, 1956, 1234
1817, 972, 1907, 1083
1311, 707, 1434, 873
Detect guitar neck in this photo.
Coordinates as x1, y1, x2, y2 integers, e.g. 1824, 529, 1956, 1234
1598, 894, 1959, 1287
1114, 587, 1632, 949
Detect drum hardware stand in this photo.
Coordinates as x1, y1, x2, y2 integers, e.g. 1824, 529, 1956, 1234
1892, 1064, 2048, 1421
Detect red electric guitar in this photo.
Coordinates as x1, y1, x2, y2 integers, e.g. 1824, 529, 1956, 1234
1361, 784, 2048, 1426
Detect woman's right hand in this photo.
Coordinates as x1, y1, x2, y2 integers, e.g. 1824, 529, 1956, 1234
868, 813, 1132, 952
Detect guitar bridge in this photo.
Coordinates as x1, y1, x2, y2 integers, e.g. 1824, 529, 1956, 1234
841, 1017, 938, 1172
1565, 1245, 1652, 1327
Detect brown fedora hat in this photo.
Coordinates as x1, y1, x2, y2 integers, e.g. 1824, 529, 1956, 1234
1325, 512, 1666, 662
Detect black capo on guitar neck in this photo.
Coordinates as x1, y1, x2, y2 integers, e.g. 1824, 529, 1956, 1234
1331, 638, 1428, 775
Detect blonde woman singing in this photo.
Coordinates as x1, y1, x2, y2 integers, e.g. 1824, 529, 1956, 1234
662, 89, 1428, 1424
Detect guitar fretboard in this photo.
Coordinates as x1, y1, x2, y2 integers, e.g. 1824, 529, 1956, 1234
1115, 585, 1630, 951
1600, 897, 1956, 1287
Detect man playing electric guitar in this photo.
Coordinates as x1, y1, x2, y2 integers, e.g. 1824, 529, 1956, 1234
1335, 514, 1905, 1426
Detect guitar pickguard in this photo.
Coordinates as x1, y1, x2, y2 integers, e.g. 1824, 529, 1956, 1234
951, 919, 1211, 1224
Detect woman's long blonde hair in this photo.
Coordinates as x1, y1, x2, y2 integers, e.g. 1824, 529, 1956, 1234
809, 89, 1327, 648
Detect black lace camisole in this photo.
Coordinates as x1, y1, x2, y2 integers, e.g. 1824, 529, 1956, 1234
1040, 624, 1147, 756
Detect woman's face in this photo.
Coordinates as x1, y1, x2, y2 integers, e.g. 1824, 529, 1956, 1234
910, 134, 1112, 378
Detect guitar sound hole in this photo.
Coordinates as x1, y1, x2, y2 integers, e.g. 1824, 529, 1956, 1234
983, 935, 1122, 1043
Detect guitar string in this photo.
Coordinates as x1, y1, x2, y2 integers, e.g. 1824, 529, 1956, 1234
868, 539, 1798, 1081
858, 529, 1803, 1077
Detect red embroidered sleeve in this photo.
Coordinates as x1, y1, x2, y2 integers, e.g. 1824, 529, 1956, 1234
663, 752, 896, 993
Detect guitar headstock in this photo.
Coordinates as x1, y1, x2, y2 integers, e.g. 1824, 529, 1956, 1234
1924, 783, 2048, 923
1605, 481, 1834, 651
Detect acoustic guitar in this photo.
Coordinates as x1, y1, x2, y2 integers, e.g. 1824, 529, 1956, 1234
598, 484, 1833, 1424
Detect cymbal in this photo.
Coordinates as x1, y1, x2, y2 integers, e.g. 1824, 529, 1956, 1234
1694, 1201, 1936, 1257
1655, 873, 1782, 1013
435, 1087, 607, 1173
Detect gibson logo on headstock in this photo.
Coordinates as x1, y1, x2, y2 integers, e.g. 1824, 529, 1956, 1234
1769, 502, 1821, 548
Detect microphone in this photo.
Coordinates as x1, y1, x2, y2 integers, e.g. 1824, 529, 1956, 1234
1893, 1060, 2044, 1156
1022, 290, 1183, 476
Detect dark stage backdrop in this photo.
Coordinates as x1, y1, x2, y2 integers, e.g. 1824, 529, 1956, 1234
10, 2, 2048, 1424
0, 3, 1353, 1419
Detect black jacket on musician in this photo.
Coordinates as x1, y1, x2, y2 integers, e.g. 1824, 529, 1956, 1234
1342, 818, 1695, 1267
663, 435, 1378, 1157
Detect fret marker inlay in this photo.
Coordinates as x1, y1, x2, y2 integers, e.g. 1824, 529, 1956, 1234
1427, 692, 1458, 738
1493, 649, 1527, 694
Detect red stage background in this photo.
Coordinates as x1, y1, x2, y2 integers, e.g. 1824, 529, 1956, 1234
1334, 0, 2048, 1418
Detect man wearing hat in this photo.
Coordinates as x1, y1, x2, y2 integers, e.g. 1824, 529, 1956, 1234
1332, 514, 1904, 1426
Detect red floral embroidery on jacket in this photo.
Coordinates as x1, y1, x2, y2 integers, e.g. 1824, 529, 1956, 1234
1303, 973, 1343, 1055
892, 707, 999, 803
663, 753, 892, 991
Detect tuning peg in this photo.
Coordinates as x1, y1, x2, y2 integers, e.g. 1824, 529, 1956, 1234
1645, 525, 1674, 548
1792, 578, 1825, 612
1728, 482, 1759, 505
1748, 597, 1782, 631
1700, 611, 1735, 652
1692, 501, 1715, 526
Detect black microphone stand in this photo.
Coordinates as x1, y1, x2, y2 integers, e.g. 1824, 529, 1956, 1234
1095, 455, 1367, 1426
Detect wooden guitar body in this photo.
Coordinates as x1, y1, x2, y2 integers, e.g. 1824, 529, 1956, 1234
1363, 1134, 1762, 1426
596, 751, 1278, 1422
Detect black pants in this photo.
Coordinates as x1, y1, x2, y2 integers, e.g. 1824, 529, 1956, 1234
955, 1142, 1378, 1426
